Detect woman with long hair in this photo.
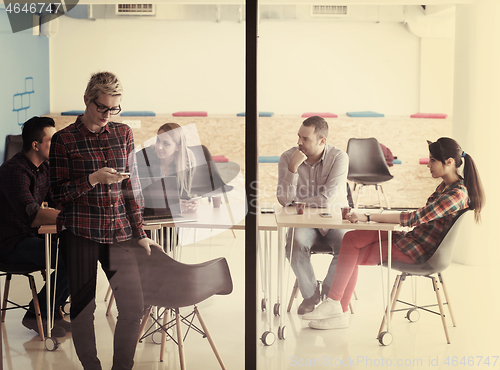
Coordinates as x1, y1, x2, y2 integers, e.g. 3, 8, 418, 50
302, 137, 485, 330
138, 122, 198, 212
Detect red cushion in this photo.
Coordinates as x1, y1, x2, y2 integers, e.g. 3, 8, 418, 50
172, 111, 208, 117
212, 156, 228, 162
420, 158, 430, 164
301, 112, 338, 118
411, 113, 447, 119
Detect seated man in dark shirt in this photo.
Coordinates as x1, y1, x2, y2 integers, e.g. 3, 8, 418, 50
0, 116, 70, 337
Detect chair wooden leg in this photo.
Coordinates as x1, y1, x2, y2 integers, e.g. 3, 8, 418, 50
348, 289, 358, 313
28, 275, 45, 341
104, 285, 112, 302
432, 276, 451, 344
2, 274, 12, 322
438, 273, 456, 327
194, 306, 227, 370
106, 292, 115, 316
137, 306, 152, 345
175, 309, 186, 370
286, 278, 300, 313
378, 274, 403, 337
160, 309, 169, 362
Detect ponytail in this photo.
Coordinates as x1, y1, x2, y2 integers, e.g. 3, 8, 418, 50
462, 153, 485, 223
428, 137, 485, 223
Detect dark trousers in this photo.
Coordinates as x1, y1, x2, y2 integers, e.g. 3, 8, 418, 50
59, 231, 144, 370
0, 233, 70, 317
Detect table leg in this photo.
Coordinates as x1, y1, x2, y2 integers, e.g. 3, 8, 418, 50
378, 230, 393, 346
259, 231, 275, 346
257, 231, 267, 312
45, 233, 52, 339
276, 227, 287, 339
43, 233, 60, 350
387, 230, 392, 332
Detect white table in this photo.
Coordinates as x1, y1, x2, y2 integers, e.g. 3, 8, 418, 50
272, 205, 401, 346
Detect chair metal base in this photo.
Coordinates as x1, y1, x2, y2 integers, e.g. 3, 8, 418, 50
353, 183, 391, 209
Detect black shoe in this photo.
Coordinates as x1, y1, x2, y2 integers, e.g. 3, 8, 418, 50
297, 282, 321, 315
22, 311, 67, 338
54, 309, 72, 332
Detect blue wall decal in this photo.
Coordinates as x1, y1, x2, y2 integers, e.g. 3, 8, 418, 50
13, 77, 35, 125
1, 8, 50, 163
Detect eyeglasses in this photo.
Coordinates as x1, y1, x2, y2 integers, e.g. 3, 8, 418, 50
92, 100, 121, 115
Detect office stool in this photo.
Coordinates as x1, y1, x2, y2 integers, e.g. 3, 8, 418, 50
0, 261, 46, 341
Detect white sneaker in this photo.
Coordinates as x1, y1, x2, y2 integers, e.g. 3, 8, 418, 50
309, 312, 350, 330
301, 298, 343, 320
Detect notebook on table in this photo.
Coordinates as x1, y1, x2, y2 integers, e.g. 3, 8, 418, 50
140, 176, 196, 224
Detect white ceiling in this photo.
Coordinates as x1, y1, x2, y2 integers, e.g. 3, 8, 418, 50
75, 1, 471, 5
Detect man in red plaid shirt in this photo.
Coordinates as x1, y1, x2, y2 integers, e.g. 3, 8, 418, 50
0, 116, 70, 337
50, 71, 161, 370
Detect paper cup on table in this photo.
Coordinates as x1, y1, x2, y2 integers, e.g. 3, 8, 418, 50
295, 202, 306, 215
212, 196, 222, 208
341, 206, 351, 219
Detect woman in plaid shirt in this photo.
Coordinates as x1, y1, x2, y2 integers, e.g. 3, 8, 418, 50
50, 72, 161, 369
301, 137, 485, 330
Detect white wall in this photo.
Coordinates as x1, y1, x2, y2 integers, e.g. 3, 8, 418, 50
50, 16, 424, 115
50, 17, 245, 114
258, 21, 420, 115
452, 1, 499, 266
419, 38, 454, 113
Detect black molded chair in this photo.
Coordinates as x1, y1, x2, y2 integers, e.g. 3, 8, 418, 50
0, 261, 46, 340
189, 145, 240, 237
189, 145, 236, 198
378, 209, 468, 344
134, 248, 233, 368
4, 134, 23, 163
346, 138, 393, 209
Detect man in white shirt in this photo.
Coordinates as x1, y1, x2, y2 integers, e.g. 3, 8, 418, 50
277, 116, 349, 314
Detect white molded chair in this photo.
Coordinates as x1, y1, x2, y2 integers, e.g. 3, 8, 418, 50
378, 209, 468, 344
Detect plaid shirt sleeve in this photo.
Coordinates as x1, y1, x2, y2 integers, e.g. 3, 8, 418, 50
121, 127, 146, 239
400, 182, 468, 228
0, 154, 51, 252
50, 130, 95, 205
3, 165, 40, 227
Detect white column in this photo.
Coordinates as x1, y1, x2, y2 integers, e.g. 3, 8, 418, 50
452, 0, 499, 265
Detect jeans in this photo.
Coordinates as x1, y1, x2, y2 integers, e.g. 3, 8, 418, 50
59, 231, 144, 370
0, 233, 70, 317
285, 228, 348, 299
